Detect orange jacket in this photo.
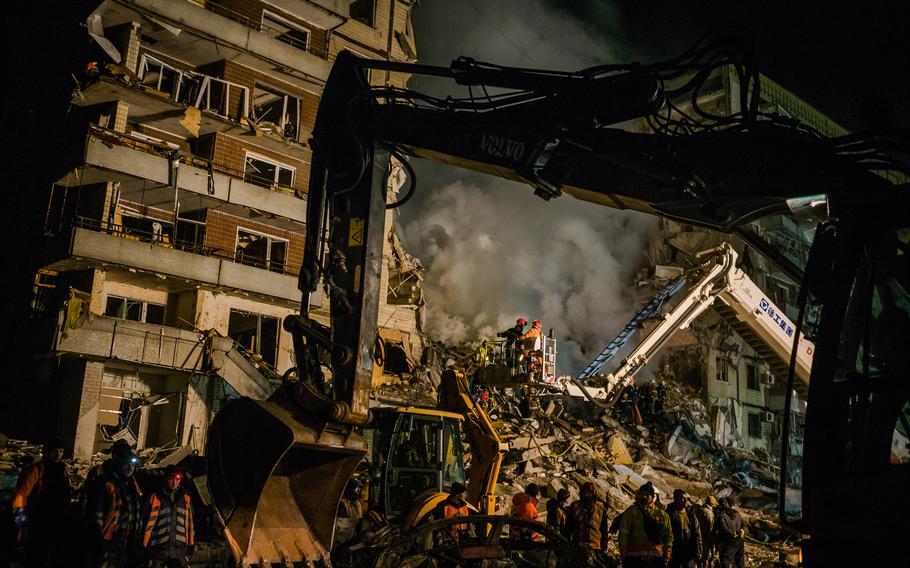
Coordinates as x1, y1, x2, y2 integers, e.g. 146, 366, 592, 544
510, 493, 542, 541
519, 327, 542, 341
12, 462, 71, 509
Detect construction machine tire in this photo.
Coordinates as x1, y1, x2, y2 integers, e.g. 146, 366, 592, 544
206, 396, 368, 565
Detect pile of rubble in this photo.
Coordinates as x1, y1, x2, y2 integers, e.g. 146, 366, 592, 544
471, 379, 799, 565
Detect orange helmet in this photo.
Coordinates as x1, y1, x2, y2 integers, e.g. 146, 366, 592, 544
532, 320, 541, 329
516, 318, 527, 326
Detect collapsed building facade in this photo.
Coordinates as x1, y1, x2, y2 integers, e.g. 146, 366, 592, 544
28, 0, 425, 461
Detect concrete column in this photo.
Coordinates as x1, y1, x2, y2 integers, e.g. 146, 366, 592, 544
183, 375, 210, 452
73, 361, 104, 460
122, 22, 142, 74
89, 269, 107, 315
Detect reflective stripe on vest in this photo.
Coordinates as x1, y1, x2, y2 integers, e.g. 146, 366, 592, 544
143, 492, 193, 547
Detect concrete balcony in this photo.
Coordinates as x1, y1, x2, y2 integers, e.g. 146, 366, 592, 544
49, 227, 321, 308
56, 131, 308, 227
89, 0, 332, 89
55, 314, 280, 399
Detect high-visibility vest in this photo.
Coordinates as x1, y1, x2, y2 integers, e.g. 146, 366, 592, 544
142, 490, 194, 548
96, 476, 142, 542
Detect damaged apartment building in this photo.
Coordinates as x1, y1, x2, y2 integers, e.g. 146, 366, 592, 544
29, 0, 424, 461
633, 72, 846, 477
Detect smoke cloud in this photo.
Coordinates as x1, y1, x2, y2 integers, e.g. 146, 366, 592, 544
399, 1, 662, 374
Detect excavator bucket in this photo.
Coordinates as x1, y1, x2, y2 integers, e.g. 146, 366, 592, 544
206, 397, 368, 565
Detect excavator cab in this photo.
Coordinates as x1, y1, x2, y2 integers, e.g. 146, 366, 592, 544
361, 407, 466, 520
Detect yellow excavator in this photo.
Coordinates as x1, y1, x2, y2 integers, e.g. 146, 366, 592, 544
207, 32, 910, 567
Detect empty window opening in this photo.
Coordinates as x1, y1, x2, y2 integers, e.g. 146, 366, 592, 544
350, 0, 375, 27
105, 296, 165, 325
715, 357, 729, 382
228, 309, 279, 367
746, 363, 760, 391
748, 412, 762, 438
235, 228, 287, 273
243, 152, 295, 189
262, 11, 309, 51
252, 82, 300, 140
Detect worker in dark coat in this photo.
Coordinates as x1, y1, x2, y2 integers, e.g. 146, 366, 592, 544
667, 489, 703, 568
11, 436, 71, 567
90, 448, 143, 568
498, 318, 527, 367
141, 465, 194, 567
545, 488, 571, 538
714, 496, 745, 568
566, 482, 610, 556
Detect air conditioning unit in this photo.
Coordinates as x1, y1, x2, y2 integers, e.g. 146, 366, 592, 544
763, 373, 776, 386
761, 411, 775, 423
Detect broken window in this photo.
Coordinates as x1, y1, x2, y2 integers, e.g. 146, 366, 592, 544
227, 309, 279, 367
251, 83, 300, 141
195, 76, 249, 120
243, 152, 295, 190
746, 363, 760, 391
105, 296, 165, 325
715, 357, 729, 382
138, 54, 200, 106
748, 412, 762, 438
262, 11, 309, 52
235, 228, 287, 273
350, 0, 375, 26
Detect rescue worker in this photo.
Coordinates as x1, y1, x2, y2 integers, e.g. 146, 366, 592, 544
714, 496, 745, 568
614, 386, 643, 425
141, 465, 194, 567
509, 483, 541, 542
433, 482, 471, 544
91, 447, 143, 568
498, 318, 527, 367
566, 482, 610, 557
692, 496, 717, 568
518, 320, 544, 375
12, 436, 71, 567
545, 488, 571, 537
667, 489, 703, 568
617, 481, 673, 567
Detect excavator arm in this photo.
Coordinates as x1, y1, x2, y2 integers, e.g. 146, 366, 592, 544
206, 32, 910, 566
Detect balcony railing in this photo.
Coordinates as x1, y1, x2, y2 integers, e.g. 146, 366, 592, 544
70, 216, 299, 277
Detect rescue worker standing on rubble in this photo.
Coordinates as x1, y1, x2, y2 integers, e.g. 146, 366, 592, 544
667, 489, 703, 568
618, 481, 673, 567
11, 436, 71, 567
510, 483, 542, 541
714, 496, 745, 568
498, 318, 527, 367
692, 496, 717, 568
545, 488, 571, 538
566, 482, 610, 558
433, 482, 471, 544
90, 447, 143, 568
141, 465, 194, 567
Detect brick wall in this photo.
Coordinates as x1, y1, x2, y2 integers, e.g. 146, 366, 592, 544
204, 209, 305, 274
216, 0, 329, 58
222, 61, 321, 140
210, 133, 311, 194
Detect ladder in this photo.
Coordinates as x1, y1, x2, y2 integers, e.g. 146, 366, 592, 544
576, 277, 687, 380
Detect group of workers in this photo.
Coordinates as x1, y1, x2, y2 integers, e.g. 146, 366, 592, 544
497, 317, 545, 373
613, 381, 669, 427
434, 477, 746, 568
10, 437, 195, 568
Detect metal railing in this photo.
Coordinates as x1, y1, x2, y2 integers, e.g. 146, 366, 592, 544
71, 216, 299, 277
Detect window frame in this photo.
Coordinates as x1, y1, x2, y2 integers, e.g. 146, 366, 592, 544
746, 363, 760, 391
715, 356, 729, 382
747, 412, 763, 439
251, 82, 300, 141
243, 151, 296, 189
105, 295, 166, 325
234, 226, 289, 273
261, 10, 310, 52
